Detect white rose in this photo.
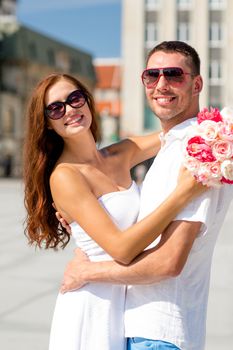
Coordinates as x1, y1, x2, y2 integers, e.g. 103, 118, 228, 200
220, 107, 233, 123
221, 159, 233, 180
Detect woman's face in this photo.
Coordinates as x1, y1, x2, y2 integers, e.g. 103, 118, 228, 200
45, 79, 92, 139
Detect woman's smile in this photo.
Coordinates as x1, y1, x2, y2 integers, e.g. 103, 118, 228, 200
64, 114, 84, 126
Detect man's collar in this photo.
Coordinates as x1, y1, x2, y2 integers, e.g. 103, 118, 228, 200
159, 117, 197, 145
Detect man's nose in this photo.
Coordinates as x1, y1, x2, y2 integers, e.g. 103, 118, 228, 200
156, 74, 169, 90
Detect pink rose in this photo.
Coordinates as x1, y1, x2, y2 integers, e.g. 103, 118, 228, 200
184, 106, 233, 187
212, 140, 233, 161
197, 120, 220, 143
197, 107, 223, 124
222, 177, 233, 184
197, 161, 222, 187
183, 156, 200, 174
186, 136, 216, 162
219, 121, 233, 141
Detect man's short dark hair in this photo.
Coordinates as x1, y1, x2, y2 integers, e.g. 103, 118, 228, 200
147, 41, 200, 75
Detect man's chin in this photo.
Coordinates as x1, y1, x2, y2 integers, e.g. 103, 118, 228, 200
156, 112, 176, 121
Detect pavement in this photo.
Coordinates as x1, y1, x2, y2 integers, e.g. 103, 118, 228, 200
0, 179, 233, 350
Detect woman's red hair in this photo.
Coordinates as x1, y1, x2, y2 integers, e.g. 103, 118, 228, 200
23, 73, 100, 249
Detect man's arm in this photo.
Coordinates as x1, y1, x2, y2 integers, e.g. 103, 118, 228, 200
61, 220, 202, 292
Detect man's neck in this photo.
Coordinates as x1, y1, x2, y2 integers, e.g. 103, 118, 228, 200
161, 113, 198, 134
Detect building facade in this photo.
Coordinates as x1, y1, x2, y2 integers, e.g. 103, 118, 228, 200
0, 1, 96, 176
94, 58, 121, 145
121, 0, 233, 135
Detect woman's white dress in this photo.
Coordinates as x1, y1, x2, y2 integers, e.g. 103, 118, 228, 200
49, 181, 140, 350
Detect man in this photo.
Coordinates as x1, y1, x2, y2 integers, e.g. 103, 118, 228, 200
61, 41, 233, 350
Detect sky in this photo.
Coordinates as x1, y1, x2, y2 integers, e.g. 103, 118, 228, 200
16, 0, 122, 58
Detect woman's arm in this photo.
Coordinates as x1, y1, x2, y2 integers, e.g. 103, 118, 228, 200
50, 166, 206, 264
61, 220, 202, 292
127, 131, 161, 167
104, 131, 161, 169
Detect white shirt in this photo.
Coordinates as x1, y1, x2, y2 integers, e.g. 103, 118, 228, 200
124, 118, 233, 350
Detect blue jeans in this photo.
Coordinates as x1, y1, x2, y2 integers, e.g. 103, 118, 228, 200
127, 337, 181, 350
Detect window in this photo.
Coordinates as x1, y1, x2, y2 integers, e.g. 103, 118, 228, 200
144, 104, 156, 130
71, 57, 81, 72
209, 86, 222, 109
55, 51, 70, 71
209, 22, 223, 46
209, 0, 226, 9
3, 107, 15, 134
29, 42, 37, 59
177, 0, 191, 5
177, 22, 189, 41
209, 60, 223, 85
145, 23, 158, 48
209, 0, 224, 4
177, 0, 192, 9
47, 49, 55, 66
145, 0, 160, 10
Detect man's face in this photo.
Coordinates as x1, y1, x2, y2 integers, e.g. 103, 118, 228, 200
145, 51, 202, 131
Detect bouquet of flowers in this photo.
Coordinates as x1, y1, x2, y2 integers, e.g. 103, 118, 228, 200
184, 107, 233, 187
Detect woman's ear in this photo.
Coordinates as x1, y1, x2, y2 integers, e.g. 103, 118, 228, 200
193, 75, 203, 96
47, 120, 53, 130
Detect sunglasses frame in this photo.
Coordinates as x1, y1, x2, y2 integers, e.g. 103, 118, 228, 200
45, 89, 86, 120
141, 67, 193, 88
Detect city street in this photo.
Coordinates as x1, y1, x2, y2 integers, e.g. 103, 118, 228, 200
0, 179, 233, 350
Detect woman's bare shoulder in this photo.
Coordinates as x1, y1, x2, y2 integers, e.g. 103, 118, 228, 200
50, 163, 88, 188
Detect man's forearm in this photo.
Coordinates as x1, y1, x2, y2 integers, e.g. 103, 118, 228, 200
62, 220, 200, 293
83, 246, 172, 285
82, 220, 201, 286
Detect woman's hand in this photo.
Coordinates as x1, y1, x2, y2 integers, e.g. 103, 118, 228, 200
60, 248, 90, 293
55, 211, 72, 234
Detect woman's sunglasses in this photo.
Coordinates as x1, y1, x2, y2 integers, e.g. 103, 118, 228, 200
141, 67, 193, 88
45, 90, 86, 120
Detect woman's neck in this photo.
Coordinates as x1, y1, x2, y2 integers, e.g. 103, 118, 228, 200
61, 132, 102, 165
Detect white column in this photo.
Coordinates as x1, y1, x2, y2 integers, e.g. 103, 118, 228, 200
159, 0, 177, 40
191, 0, 209, 109
225, 1, 233, 107
121, 0, 145, 136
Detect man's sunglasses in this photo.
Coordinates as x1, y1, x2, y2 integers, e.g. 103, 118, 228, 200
45, 89, 86, 120
141, 67, 193, 88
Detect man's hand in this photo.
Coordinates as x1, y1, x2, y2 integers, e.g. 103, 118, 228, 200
60, 248, 90, 293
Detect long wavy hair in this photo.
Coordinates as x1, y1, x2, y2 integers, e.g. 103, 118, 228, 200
23, 73, 100, 249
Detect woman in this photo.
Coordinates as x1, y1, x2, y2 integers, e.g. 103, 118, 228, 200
23, 73, 205, 350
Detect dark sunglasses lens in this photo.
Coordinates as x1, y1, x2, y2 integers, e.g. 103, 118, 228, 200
46, 102, 65, 120
164, 68, 184, 82
143, 69, 160, 87
68, 90, 86, 108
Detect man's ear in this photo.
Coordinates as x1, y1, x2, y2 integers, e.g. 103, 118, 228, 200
193, 75, 203, 95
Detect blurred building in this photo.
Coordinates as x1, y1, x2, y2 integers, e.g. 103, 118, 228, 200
121, 0, 233, 135
94, 58, 121, 145
0, 0, 96, 177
